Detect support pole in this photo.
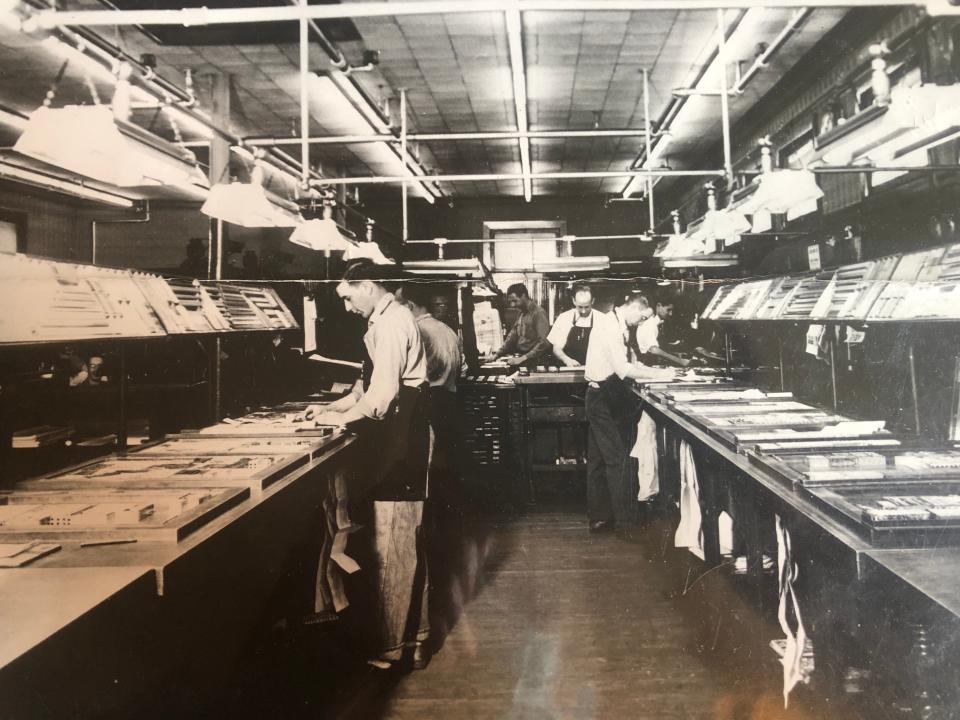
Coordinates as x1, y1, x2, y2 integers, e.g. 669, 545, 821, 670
642, 68, 655, 232
908, 339, 921, 436
401, 88, 409, 243
778, 335, 786, 392
716, 8, 734, 187
299, 0, 310, 190
117, 344, 128, 450
828, 330, 839, 412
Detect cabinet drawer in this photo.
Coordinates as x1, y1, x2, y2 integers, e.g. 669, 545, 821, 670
528, 406, 586, 423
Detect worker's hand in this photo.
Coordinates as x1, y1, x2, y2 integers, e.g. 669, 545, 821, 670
312, 411, 345, 428
504, 355, 524, 367
562, 358, 580, 368
296, 404, 324, 422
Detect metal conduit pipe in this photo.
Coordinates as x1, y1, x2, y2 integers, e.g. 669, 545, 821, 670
732, 8, 812, 93
406, 233, 652, 244
312, 169, 725, 186
26, 0, 926, 30
628, 9, 746, 176
243, 129, 655, 146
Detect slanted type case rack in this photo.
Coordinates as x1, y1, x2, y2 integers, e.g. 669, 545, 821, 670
0, 486, 248, 543
0, 253, 298, 344
701, 240, 960, 323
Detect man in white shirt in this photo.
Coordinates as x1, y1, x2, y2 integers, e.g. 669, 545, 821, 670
307, 259, 432, 670
635, 296, 691, 367
584, 292, 675, 532
547, 284, 601, 367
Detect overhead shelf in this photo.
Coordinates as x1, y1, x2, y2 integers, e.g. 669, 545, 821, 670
702, 241, 960, 323
0, 254, 299, 345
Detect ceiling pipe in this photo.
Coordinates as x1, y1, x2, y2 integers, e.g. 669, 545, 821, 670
622, 9, 747, 196
25, 0, 927, 30
311, 168, 724, 186
732, 8, 812, 93
243, 128, 656, 146
406, 233, 652, 244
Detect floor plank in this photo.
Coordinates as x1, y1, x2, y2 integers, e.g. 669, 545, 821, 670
338, 510, 858, 720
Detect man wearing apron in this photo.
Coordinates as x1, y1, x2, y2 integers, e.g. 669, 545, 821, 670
548, 284, 601, 367
308, 259, 431, 670
583, 292, 676, 532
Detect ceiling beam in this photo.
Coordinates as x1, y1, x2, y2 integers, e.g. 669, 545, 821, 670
505, 8, 532, 202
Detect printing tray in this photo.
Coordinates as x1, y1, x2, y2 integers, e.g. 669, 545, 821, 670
130, 434, 337, 461
748, 447, 960, 489
0, 486, 248, 543
804, 481, 960, 547
20, 452, 308, 498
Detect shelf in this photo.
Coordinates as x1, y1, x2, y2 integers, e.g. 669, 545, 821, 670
703, 240, 960, 324
0, 254, 299, 346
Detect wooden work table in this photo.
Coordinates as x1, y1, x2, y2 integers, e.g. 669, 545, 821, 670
635, 385, 960, 711
0, 430, 360, 718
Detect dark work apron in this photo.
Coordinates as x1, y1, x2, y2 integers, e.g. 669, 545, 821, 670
598, 308, 641, 425
356, 353, 431, 502
562, 313, 593, 365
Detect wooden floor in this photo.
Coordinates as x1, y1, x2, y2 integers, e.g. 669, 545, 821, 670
193, 507, 864, 720
333, 510, 846, 720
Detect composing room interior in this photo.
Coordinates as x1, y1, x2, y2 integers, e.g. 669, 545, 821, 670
1, 0, 960, 717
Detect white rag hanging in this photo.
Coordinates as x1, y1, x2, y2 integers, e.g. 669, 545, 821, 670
674, 440, 704, 560
718, 511, 734, 556
632, 411, 659, 501
776, 514, 810, 708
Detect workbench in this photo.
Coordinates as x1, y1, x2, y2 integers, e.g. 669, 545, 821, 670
635, 387, 960, 713
514, 369, 587, 503
0, 419, 361, 718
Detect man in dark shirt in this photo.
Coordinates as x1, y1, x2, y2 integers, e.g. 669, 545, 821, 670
493, 283, 550, 367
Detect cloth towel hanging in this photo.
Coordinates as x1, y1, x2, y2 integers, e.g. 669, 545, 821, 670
776, 513, 810, 707
631, 411, 659, 501
674, 440, 704, 560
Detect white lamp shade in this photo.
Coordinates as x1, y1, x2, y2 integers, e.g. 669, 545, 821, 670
289, 218, 353, 252
345, 241, 393, 265
655, 234, 706, 258
14, 105, 209, 190
742, 170, 823, 215
202, 181, 300, 228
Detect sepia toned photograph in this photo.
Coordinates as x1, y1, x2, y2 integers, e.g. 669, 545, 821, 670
1, 0, 960, 717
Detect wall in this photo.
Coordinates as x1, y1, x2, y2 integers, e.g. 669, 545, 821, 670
0, 181, 87, 262
0, 183, 331, 281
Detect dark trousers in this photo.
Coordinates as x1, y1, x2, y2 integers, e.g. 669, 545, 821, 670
586, 386, 632, 525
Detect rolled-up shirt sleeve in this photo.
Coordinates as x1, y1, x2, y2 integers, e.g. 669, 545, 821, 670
356, 323, 406, 419
547, 311, 572, 349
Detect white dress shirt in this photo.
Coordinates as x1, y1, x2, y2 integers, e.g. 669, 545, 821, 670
584, 310, 633, 383
357, 293, 427, 419
636, 315, 662, 353
547, 308, 602, 349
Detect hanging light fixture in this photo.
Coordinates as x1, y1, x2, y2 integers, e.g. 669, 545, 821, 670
343, 220, 393, 265
13, 104, 209, 192
289, 202, 353, 254
202, 164, 300, 228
